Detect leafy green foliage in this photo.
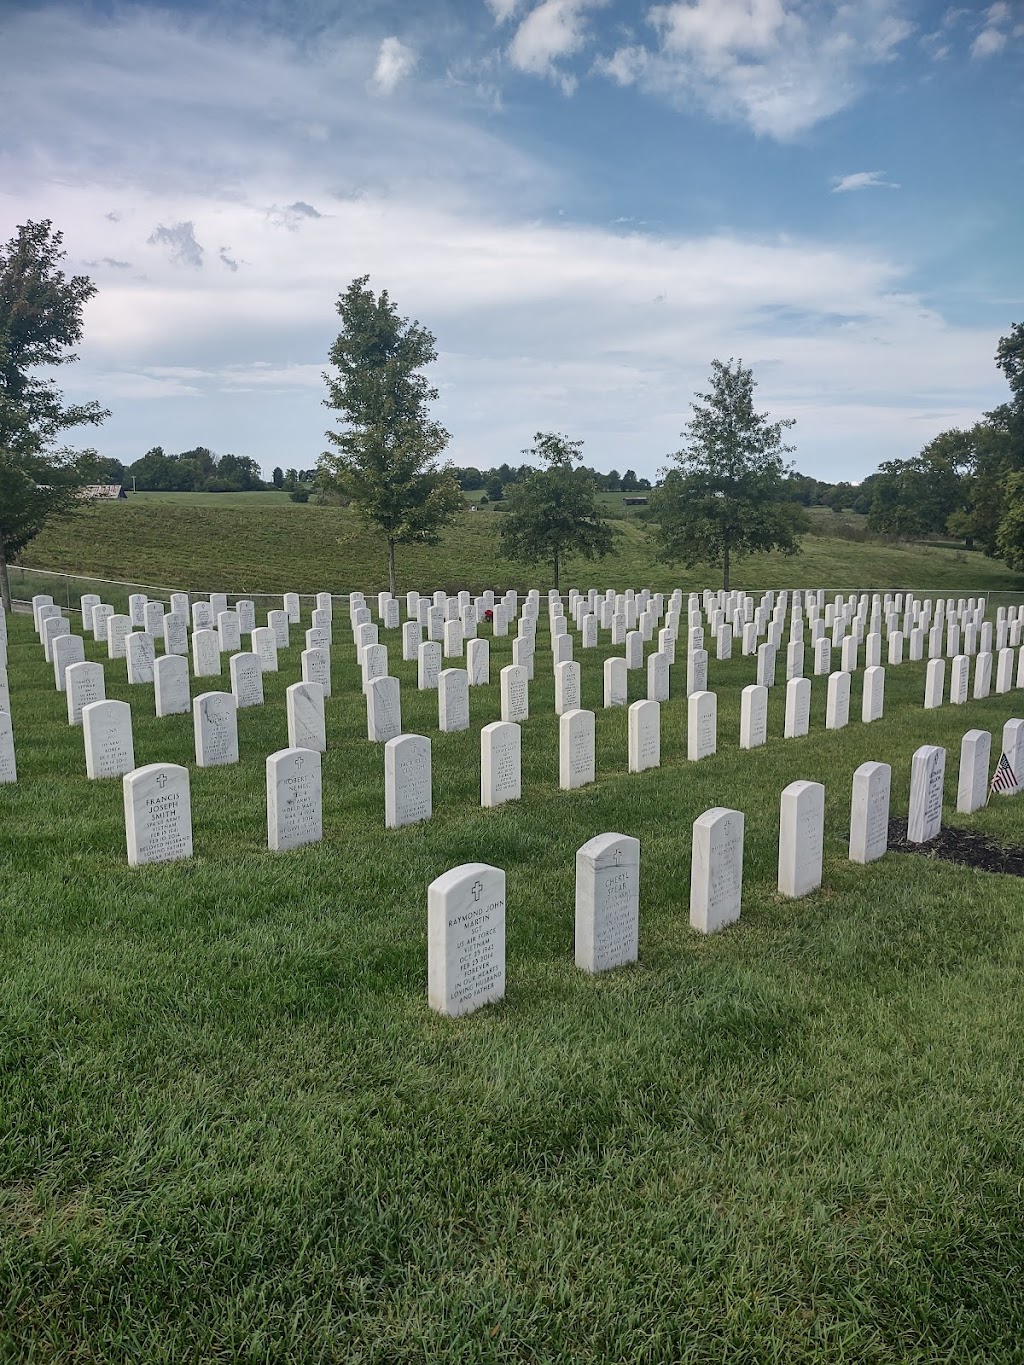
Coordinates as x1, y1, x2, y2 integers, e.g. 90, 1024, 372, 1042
318, 275, 461, 592
500, 432, 617, 588
652, 358, 804, 588
0, 219, 108, 607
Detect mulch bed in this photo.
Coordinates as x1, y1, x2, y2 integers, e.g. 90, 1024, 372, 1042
888, 816, 1024, 876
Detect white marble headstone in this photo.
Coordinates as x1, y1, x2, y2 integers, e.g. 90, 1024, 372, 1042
267, 747, 322, 851
83, 699, 135, 779
123, 763, 192, 866
66, 660, 105, 726
480, 721, 521, 807
627, 699, 660, 773
956, 729, 991, 814
849, 761, 890, 864
778, 780, 824, 898
575, 832, 640, 973
690, 807, 744, 933
427, 862, 505, 1017
559, 708, 595, 790
908, 745, 945, 842
154, 653, 191, 717
384, 733, 432, 828
193, 692, 239, 767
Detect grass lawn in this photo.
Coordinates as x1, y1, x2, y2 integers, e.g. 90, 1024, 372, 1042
14, 495, 1024, 606
3, 600, 1024, 1361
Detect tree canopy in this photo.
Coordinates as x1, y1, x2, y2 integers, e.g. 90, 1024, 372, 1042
651, 358, 804, 589
317, 275, 461, 594
0, 219, 108, 609
500, 432, 616, 589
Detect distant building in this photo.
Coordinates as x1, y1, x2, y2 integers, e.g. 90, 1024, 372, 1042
623, 496, 648, 506
79, 484, 127, 501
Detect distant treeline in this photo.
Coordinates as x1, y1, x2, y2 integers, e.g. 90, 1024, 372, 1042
90, 447, 871, 512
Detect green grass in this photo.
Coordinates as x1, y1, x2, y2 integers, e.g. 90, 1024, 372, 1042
15, 495, 1024, 603
3, 606, 1024, 1360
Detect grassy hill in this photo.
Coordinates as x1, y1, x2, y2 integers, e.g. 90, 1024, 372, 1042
16, 493, 1024, 601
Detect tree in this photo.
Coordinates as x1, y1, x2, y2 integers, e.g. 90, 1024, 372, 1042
651, 358, 802, 590
318, 276, 461, 593
605, 468, 621, 492
272, 465, 284, 488
867, 437, 967, 539
484, 474, 504, 501
0, 220, 108, 609
500, 432, 616, 589
621, 468, 638, 492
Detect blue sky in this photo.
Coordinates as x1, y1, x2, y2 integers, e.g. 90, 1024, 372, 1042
2, 0, 1022, 482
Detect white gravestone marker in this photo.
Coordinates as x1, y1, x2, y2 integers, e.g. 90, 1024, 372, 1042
163, 612, 188, 656
861, 665, 885, 723
480, 721, 521, 808
554, 660, 581, 716
52, 633, 85, 692
123, 763, 192, 867
500, 664, 529, 723
428, 863, 506, 1017
686, 649, 708, 697
82, 699, 135, 779
252, 626, 278, 673
229, 652, 264, 709
575, 833, 640, 973
825, 670, 850, 730
66, 660, 105, 726
687, 691, 717, 761
192, 629, 221, 678
0, 711, 16, 783
559, 707, 596, 790
998, 718, 1024, 796
739, 683, 768, 749
217, 611, 242, 654
286, 681, 326, 752
299, 647, 330, 698
778, 780, 825, 898
106, 614, 132, 660
690, 807, 744, 933
924, 658, 945, 709
957, 729, 991, 814
267, 747, 323, 851
908, 745, 945, 842
154, 653, 191, 717
126, 632, 156, 685
366, 675, 402, 743
193, 692, 239, 768
784, 676, 811, 738
849, 762, 890, 864
603, 657, 628, 708
949, 654, 969, 704
627, 699, 660, 773
418, 640, 442, 691
268, 610, 290, 649
385, 733, 432, 828
647, 651, 669, 703
973, 652, 992, 700
438, 669, 470, 733
466, 638, 489, 686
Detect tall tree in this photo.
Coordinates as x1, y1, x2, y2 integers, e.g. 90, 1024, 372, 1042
500, 432, 616, 589
0, 220, 108, 609
651, 358, 803, 589
318, 275, 461, 593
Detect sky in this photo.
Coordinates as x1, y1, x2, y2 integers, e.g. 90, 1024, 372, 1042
2, 0, 1022, 484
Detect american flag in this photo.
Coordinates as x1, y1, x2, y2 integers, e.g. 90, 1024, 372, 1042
989, 751, 1018, 798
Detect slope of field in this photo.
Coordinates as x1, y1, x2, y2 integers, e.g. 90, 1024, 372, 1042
3, 608, 1024, 1360
18, 496, 1024, 598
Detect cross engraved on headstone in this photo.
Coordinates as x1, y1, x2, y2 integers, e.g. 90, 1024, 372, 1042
156, 773, 168, 789
294, 756, 304, 769
471, 880, 483, 902
612, 849, 622, 866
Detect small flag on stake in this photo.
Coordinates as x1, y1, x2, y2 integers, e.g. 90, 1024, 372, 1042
988, 751, 1018, 802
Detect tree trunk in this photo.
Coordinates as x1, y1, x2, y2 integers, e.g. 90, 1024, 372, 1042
387, 538, 397, 596
722, 534, 730, 592
0, 532, 10, 614
552, 546, 560, 592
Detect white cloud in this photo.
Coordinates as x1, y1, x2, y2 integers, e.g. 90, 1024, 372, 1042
371, 36, 417, 94
486, 0, 522, 21
600, 0, 913, 139
832, 171, 900, 193
971, 24, 1007, 56
0, 4, 1007, 482
508, 0, 607, 91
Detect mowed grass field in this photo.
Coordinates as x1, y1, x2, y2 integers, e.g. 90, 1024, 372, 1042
16, 493, 1024, 600
3, 599, 1024, 1360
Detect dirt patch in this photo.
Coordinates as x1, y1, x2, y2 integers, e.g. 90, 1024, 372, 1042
888, 816, 1024, 876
